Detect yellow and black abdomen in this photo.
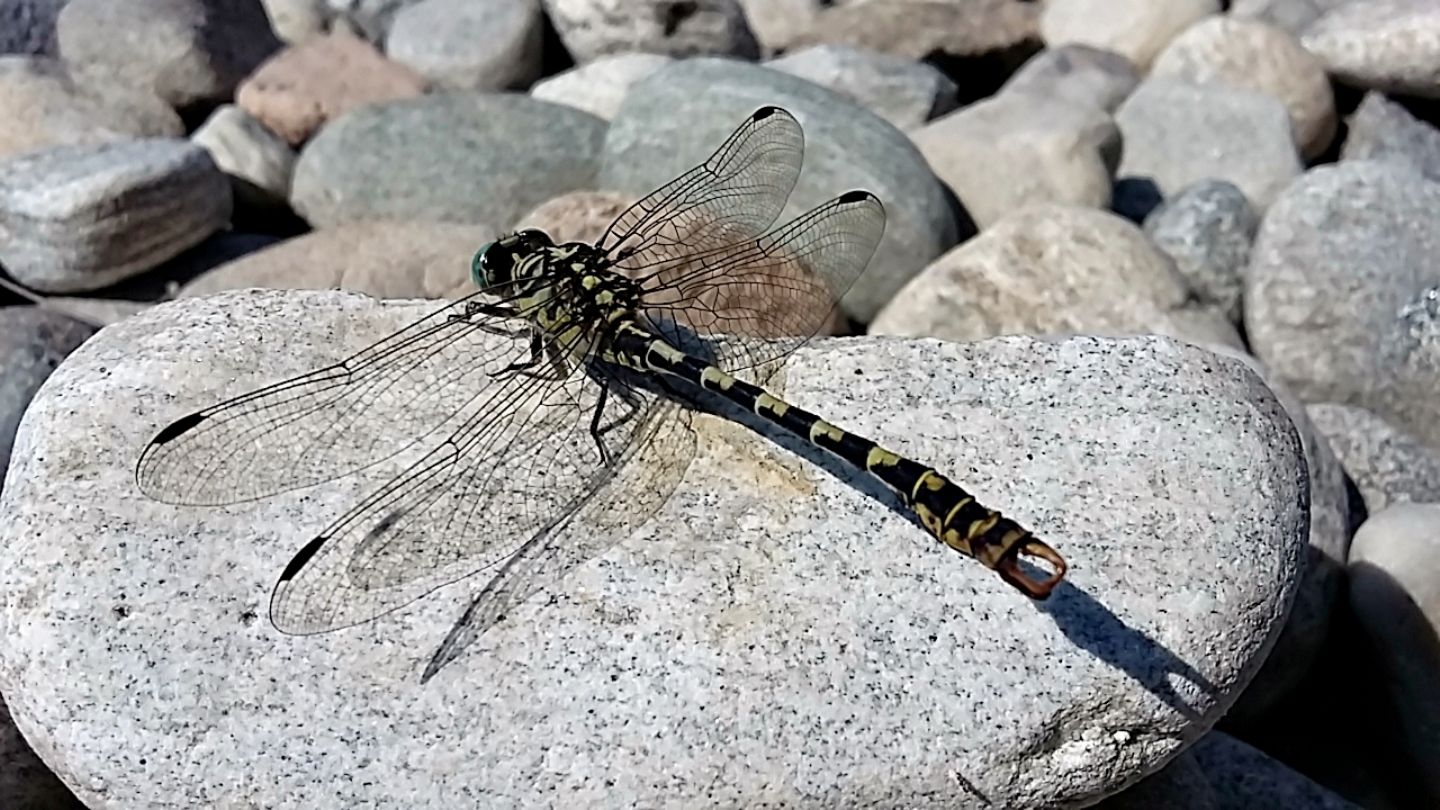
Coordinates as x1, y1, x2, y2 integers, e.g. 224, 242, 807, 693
634, 332, 1067, 598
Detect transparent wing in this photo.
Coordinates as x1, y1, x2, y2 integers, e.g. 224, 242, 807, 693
635, 190, 886, 376
268, 326, 683, 635
597, 106, 804, 271
135, 287, 541, 506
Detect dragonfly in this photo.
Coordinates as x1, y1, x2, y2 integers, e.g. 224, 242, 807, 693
135, 106, 1067, 681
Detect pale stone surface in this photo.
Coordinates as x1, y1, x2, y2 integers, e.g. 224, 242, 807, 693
261, 0, 329, 43
1151, 16, 1336, 158
911, 92, 1117, 229
385, 0, 542, 91
0, 290, 1307, 808
0, 696, 83, 809
1348, 503, 1440, 805
870, 204, 1242, 351
0, 139, 232, 293
1115, 79, 1302, 211
179, 221, 495, 300
542, 0, 758, 61
56, 0, 281, 107
600, 58, 957, 322
1302, 0, 1440, 99
0, 55, 182, 161
1244, 161, 1440, 429
1308, 403, 1440, 511
767, 44, 958, 129
1041, 0, 1220, 70
1002, 44, 1140, 113
529, 52, 670, 120
190, 104, 296, 210
236, 29, 427, 145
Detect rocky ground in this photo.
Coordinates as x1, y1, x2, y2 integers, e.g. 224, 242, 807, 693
0, 0, 1437, 808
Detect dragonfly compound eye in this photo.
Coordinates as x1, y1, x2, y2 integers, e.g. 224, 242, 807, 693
471, 241, 513, 289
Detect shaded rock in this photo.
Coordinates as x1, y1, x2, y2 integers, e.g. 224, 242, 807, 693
542, 0, 758, 61
1190, 731, 1363, 809
236, 29, 427, 146
1348, 503, 1440, 804
734, 0, 820, 55
529, 52, 670, 120
1096, 752, 1216, 810
1301, 0, 1440, 99
191, 104, 296, 211
600, 58, 958, 322
0, 0, 66, 56
1040, 0, 1220, 70
179, 221, 495, 300
56, 0, 281, 108
1143, 180, 1257, 325
1116, 78, 1302, 211
911, 92, 1117, 229
1002, 43, 1140, 113
0, 55, 182, 161
767, 44, 959, 129
1342, 92, 1440, 185
786, 0, 1040, 62
1244, 161, 1440, 423
0, 139, 232, 293
1377, 286, 1440, 452
0, 695, 84, 810
1308, 402, 1440, 512
0, 306, 93, 486
385, 0, 542, 91
291, 93, 605, 228
0, 290, 1306, 807
1205, 346, 1352, 724
1151, 16, 1336, 158
870, 204, 1242, 350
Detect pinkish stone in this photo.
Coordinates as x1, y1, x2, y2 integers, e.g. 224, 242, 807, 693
236, 30, 427, 146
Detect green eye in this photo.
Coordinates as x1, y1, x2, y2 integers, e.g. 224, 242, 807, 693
471, 242, 494, 288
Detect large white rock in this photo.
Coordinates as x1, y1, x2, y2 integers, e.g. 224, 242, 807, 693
0, 291, 1308, 808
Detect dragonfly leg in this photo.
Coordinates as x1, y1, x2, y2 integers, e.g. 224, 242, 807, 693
490, 332, 545, 380
589, 381, 615, 468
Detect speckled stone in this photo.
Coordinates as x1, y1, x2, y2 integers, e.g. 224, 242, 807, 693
600, 58, 958, 322
0, 291, 1307, 808
1301, 0, 1440, 99
1095, 751, 1216, 809
542, 0, 758, 61
786, 0, 1040, 61
1143, 180, 1257, 325
0, 695, 83, 809
385, 0, 542, 91
0, 138, 232, 293
1307, 402, 1440, 511
1040, 0, 1219, 70
1002, 44, 1141, 114
0, 307, 94, 488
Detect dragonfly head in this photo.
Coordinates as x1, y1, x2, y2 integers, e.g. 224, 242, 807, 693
472, 229, 554, 290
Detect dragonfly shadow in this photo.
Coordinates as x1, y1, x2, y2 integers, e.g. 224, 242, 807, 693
1036, 581, 1219, 722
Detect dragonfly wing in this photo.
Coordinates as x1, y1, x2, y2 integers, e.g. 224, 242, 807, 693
598, 106, 804, 270
421, 398, 694, 682
636, 190, 886, 377
267, 348, 680, 635
135, 291, 535, 506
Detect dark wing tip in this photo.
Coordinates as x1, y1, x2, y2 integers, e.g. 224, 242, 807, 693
753, 105, 781, 120
150, 411, 207, 446
839, 189, 877, 205
277, 535, 328, 583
